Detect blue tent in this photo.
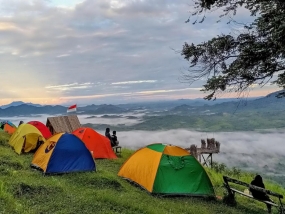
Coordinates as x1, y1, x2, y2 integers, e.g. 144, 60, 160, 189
31, 133, 96, 174
0, 120, 16, 128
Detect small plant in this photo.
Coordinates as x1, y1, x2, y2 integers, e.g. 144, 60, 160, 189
212, 162, 227, 173
230, 167, 241, 179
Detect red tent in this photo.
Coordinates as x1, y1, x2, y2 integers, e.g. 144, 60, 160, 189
28, 121, 52, 139
73, 127, 117, 159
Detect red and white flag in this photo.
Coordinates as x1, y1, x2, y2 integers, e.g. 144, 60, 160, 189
67, 104, 77, 113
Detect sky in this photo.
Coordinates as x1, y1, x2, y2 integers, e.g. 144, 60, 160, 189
0, 0, 279, 106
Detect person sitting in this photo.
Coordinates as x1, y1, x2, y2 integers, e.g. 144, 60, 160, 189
250, 174, 272, 214
111, 130, 119, 146
105, 127, 115, 147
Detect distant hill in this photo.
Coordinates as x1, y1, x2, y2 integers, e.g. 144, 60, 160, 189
77, 104, 99, 112
167, 90, 285, 115
170, 104, 194, 113
0, 104, 66, 116
0, 92, 281, 117
79, 104, 127, 114
0, 101, 42, 109
0, 103, 127, 116
116, 98, 242, 111
264, 89, 285, 98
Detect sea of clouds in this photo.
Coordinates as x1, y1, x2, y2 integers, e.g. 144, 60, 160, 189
1, 114, 285, 175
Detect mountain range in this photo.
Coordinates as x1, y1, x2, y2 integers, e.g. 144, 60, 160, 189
167, 90, 285, 116
0, 91, 284, 117
0, 101, 42, 109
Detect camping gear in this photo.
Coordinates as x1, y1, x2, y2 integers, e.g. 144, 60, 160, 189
31, 133, 96, 174
0, 120, 16, 128
28, 121, 52, 139
9, 124, 45, 154
3, 123, 16, 135
0, 121, 16, 134
73, 127, 117, 159
118, 143, 215, 196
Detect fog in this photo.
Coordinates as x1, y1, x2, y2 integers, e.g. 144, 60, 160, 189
79, 113, 145, 126
114, 129, 285, 175
0, 113, 145, 126
1, 114, 285, 175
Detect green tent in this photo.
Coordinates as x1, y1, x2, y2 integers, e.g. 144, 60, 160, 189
118, 143, 215, 196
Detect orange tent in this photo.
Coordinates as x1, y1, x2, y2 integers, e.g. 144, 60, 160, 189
73, 127, 117, 159
4, 124, 16, 135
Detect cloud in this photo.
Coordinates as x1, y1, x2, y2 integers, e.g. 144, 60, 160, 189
45, 82, 93, 91
0, 0, 279, 104
56, 54, 71, 58
78, 114, 143, 126
111, 80, 157, 85
116, 129, 285, 175
57, 87, 205, 102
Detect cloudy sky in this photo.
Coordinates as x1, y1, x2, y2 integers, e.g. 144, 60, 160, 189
0, 0, 279, 106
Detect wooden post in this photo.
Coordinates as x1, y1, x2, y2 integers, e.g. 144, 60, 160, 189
189, 144, 198, 159
201, 155, 208, 167
223, 176, 236, 205
215, 141, 220, 152
206, 138, 215, 149
201, 139, 206, 149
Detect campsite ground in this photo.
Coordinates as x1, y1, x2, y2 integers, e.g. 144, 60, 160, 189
0, 132, 285, 214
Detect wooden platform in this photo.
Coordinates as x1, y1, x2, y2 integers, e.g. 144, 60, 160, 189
185, 138, 220, 167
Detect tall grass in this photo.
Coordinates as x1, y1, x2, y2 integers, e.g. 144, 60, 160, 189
0, 132, 284, 214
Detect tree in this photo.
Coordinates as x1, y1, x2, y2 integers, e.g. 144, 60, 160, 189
182, 0, 285, 100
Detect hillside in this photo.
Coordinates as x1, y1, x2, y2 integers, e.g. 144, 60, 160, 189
0, 132, 284, 214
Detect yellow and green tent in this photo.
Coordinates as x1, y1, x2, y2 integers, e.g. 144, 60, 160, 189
9, 124, 45, 154
118, 143, 215, 196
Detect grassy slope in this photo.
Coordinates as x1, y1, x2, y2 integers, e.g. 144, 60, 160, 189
0, 132, 285, 214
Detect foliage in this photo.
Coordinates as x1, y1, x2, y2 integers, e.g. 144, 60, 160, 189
182, 0, 285, 100
0, 132, 284, 214
211, 162, 241, 178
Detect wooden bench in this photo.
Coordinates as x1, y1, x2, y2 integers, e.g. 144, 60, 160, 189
223, 175, 284, 213
112, 146, 122, 154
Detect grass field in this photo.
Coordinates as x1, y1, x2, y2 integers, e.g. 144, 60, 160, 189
0, 131, 284, 214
